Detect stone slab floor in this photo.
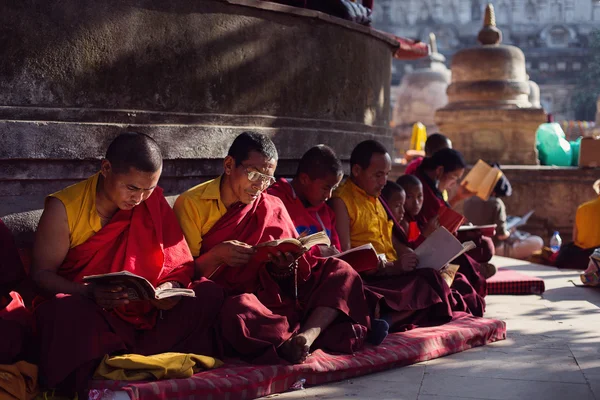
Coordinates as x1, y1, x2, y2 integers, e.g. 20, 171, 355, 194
262, 256, 600, 400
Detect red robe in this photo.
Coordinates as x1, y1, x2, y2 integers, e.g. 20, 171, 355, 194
381, 195, 487, 317
0, 219, 30, 365
412, 169, 495, 264
201, 192, 371, 363
268, 178, 341, 255
34, 187, 224, 390
266, 183, 454, 333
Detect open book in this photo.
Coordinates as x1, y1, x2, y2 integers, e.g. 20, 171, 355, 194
332, 243, 385, 273
506, 210, 534, 231
414, 227, 476, 271
438, 206, 466, 233
462, 160, 503, 201
253, 231, 331, 264
457, 224, 497, 237
82, 271, 195, 301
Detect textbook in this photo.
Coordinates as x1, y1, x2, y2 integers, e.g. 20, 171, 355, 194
438, 206, 466, 233
82, 271, 195, 301
506, 210, 534, 231
253, 231, 331, 264
414, 227, 476, 271
462, 160, 503, 201
457, 224, 497, 237
332, 243, 385, 273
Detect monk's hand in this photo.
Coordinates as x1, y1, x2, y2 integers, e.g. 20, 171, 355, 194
88, 284, 129, 309
423, 216, 440, 237
318, 245, 340, 257
211, 240, 256, 267
151, 282, 182, 310
382, 251, 418, 275
452, 182, 477, 204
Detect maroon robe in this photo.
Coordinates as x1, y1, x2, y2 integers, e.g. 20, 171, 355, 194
381, 198, 486, 318
34, 188, 224, 391
0, 219, 30, 365
201, 193, 371, 363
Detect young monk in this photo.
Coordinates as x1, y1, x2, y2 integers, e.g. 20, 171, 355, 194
330, 140, 456, 331
32, 132, 224, 392
174, 132, 371, 365
556, 180, 600, 269
405, 133, 452, 176
395, 175, 486, 317
267, 145, 343, 257
0, 219, 30, 365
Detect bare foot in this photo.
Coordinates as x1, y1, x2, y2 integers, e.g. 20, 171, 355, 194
279, 334, 310, 364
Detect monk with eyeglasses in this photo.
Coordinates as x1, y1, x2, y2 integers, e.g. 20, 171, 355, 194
174, 132, 371, 364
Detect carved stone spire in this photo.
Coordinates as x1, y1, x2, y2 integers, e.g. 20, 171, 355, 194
477, 3, 502, 45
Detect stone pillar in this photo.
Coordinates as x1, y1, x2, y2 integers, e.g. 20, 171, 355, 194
0, 0, 397, 216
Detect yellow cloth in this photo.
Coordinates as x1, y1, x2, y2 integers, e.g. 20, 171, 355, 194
575, 197, 600, 249
333, 179, 397, 262
0, 361, 38, 400
93, 353, 223, 381
49, 173, 102, 248
174, 177, 227, 257
410, 122, 427, 151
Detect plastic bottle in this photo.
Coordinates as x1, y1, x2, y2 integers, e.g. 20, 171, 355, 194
550, 231, 562, 253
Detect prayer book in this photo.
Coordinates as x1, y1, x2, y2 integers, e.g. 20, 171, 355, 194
462, 160, 503, 201
457, 224, 497, 237
506, 210, 534, 231
438, 206, 466, 233
415, 227, 476, 271
253, 231, 331, 264
82, 271, 196, 301
331, 243, 386, 273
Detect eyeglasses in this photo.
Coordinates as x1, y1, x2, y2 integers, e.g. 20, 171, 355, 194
243, 167, 276, 187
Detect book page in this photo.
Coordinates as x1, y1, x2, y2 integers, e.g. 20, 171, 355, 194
255, 238, 302, 248
82, 271, 156, 301
299, 231, 331, 249
155, 288, 196, 299
333, 243, 375, 258
415, 227, 466, 271
462, 160, 502, 201
506, 210, 534, 231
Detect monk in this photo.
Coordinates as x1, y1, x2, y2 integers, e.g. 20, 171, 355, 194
395, 175, 486, 317
405, 133, 452, 177
409, 148, 495, 266
0, 219, 30, 365
268, 145, 388, 343
267, 145, 343, 258
330, 140, 456, 332
32, 132, 224, 392
174, 132, 371, 364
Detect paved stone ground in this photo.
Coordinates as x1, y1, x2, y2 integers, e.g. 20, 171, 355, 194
262, 256, 600, 400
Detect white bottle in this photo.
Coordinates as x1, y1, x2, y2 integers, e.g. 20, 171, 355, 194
550, 231, 562, 252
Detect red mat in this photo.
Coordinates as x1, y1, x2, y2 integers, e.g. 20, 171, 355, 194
487, 269, 545, 295
89, 313, 506, 400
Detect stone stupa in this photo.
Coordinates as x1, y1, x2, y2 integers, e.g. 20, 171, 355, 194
435, 3, 546, 165
392, 33, 451, 159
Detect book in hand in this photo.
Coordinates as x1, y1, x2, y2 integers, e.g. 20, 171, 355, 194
253, 231, 331, 264
506, 210, 534, 231
438, 206, 466, 233
457, 224, 497, 237
331, 243, 386, 273
82, 271, 195, 301
414, 227, 476, 271
462, 160, 503, 201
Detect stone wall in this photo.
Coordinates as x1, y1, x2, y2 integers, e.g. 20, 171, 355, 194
391, 164, 600, 243
0, 0, 396, 216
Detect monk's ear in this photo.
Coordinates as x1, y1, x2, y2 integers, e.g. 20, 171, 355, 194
298, 172, 311, 186
100, 159, 111, 177
435, 165, 445, 180
351, 164, 361, 178
223, 156, 235, 176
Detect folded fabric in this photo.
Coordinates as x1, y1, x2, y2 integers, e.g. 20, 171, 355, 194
0, 361, 38, 400
93, 353, 223, 381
